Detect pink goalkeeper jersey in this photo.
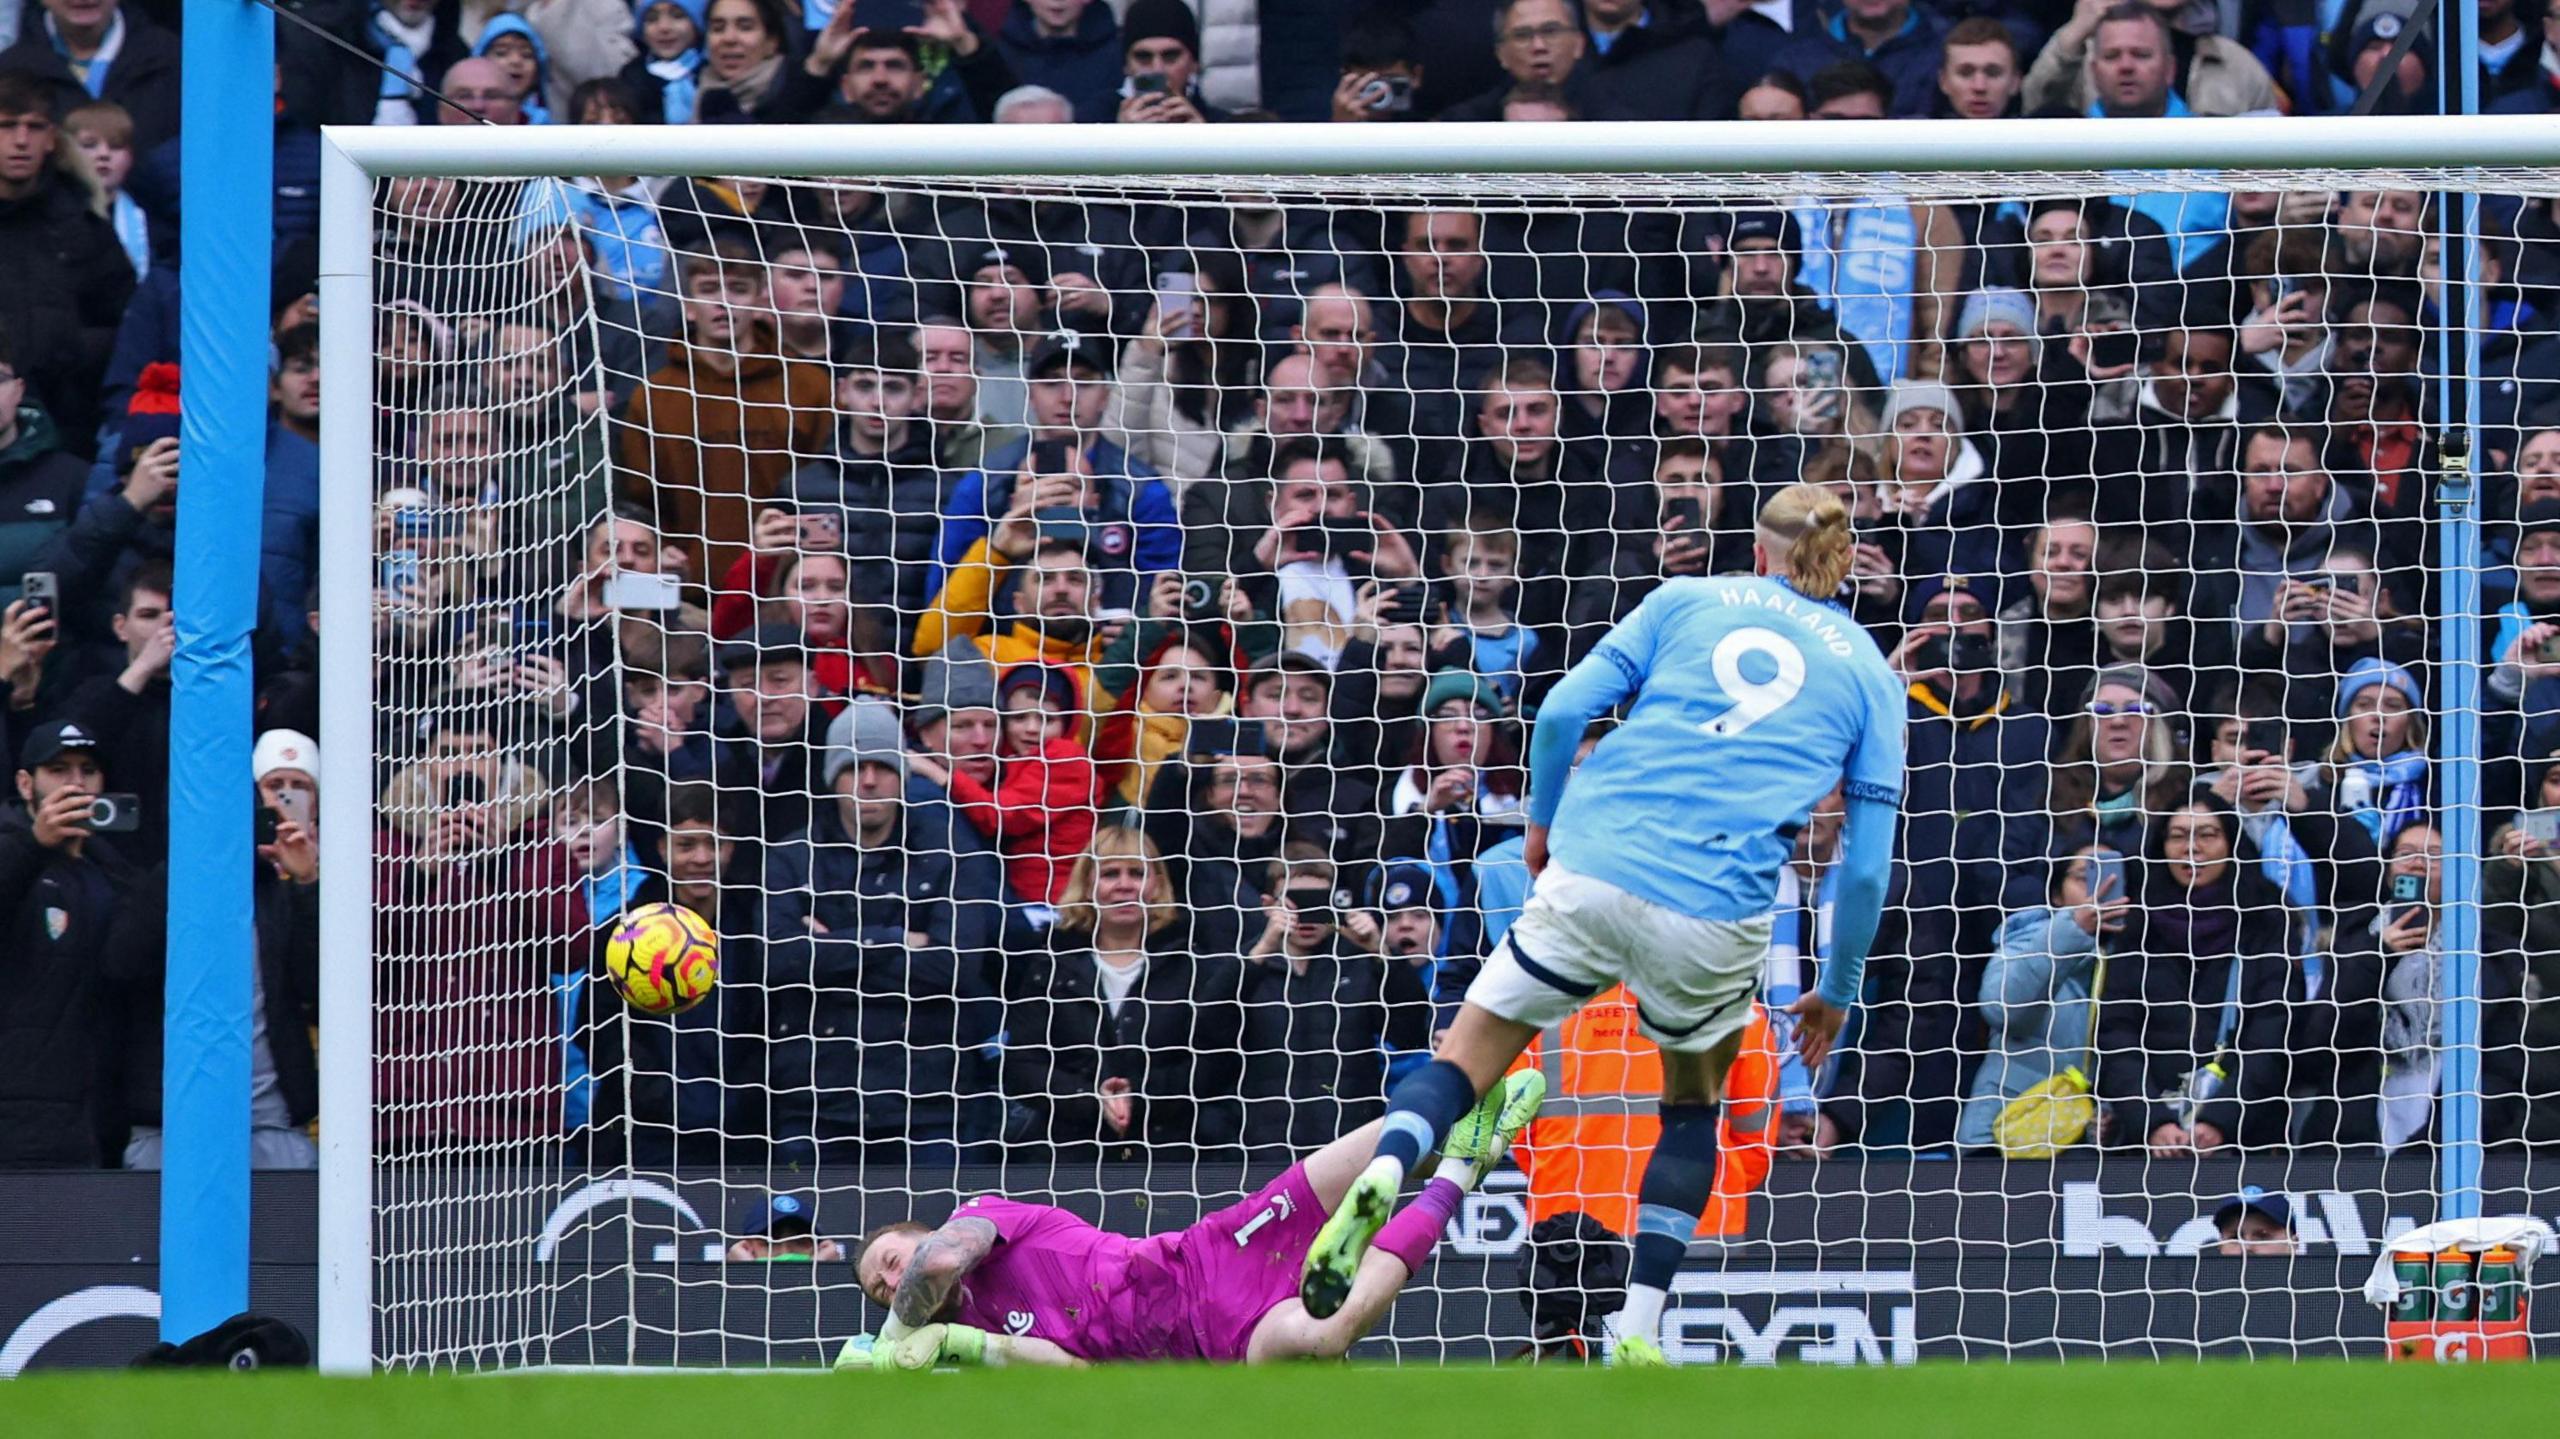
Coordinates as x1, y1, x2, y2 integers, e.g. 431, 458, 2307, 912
947, 1195, 1198, 1362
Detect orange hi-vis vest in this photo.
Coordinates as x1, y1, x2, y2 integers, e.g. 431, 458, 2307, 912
1509, 987, 1781, 1238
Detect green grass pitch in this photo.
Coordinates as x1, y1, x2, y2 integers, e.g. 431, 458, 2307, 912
5, 1362, 2558, 1438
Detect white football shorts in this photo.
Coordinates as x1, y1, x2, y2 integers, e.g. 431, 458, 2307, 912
1467, 864, 1770, 1054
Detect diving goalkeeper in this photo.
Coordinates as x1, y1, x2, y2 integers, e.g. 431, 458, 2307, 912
840, 1071, 1543, 1369
1297, 482, 1906, 1366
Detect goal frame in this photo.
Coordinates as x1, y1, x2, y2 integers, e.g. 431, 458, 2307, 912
315, 114, 2550, 1374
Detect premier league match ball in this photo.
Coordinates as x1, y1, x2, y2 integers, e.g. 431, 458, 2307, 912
604, 902, 720, 1016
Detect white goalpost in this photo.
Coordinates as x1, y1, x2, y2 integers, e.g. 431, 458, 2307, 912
317, 115, 2556, 1374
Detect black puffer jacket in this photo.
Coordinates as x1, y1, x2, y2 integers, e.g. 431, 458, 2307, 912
787, 425, 949, 621
0, 170, 135, 453
0, 8, 183, 149
999, 924, 1244, 1163
757, 798, 1003, 1142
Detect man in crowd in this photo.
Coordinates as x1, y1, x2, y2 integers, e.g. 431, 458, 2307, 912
1572, 0, 1740, 121
0, 0, 182, 150
1775, 0, 1948, 118
932, 327, 1180, 588
1112, 0, 1221, 124
0, 719, 135, 1167
618, 243, 834, 595
788, 331, 948, 658
760, 699, 1001, 1167
999, 0, 1121, 122
916, 315, 1021, 474
2024, 0, 2276, 118
1936, 16, 2022, 119
106, 728, 320, 1170
1834, 574, 2047, 1150
1437, 0, 1603, 122
0, 74, 135, 456
1376, 208, 1515, 451
59, 561, 168, 868
2190, 424, 2366, 648
710, 625, 834, 845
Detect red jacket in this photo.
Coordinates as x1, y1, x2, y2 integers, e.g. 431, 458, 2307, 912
709, 550, 894, 700
945, 737, 1098, 905
372, 828, 578, 1152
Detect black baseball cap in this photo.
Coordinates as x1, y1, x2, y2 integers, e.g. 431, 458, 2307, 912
20, 719, 101, 770
715, 623, 809, 675
1726, 209, 1802, 253
1025, 327, 1115, 380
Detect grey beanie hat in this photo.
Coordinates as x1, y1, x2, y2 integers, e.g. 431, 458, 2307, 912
824, 699, 910, 788
913, 638, 998, 723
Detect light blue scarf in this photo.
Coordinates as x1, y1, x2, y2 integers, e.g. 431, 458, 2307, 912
369, 7, 430, 115
46, 8, 122, 99
649, 50, 703, 125
2339, 749, 2430, 849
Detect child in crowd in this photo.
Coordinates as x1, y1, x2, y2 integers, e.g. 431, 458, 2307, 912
937, 663, 1098, 908
472, 15, 556, 123
625, 0, 709, 124
553, 776, 644, 1132
1435, 518, 1539, 708
1094, 630, 1232, 809
63, 101, 146, 278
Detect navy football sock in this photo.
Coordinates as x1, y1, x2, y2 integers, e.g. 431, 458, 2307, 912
1622, 1102, 1720, 1342
1372, 1059, 1481, 1179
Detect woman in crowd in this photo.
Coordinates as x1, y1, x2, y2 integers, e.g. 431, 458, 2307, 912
2305, 656, 2432, 854
1960, 845, 2126, 1150
1869, 378, 1999, 582
999, 828, 1244, 1165
1111, 252, 1260, 488
2482, 750, 2560, 1144
689, 0, 804, 121
2000, 666, 2187, 912
1381, 668, 1525, 868
1945, 286, 2093, 527
2091, 798, 2296, 1153
756, 547, 875, 704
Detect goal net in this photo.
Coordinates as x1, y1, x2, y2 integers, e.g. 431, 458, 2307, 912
324, 124, 2554, 1370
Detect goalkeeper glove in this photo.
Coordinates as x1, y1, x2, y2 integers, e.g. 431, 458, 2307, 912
891, 1323, 999, 1370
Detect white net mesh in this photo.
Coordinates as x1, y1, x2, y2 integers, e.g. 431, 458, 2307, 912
351, 157, 2556, 1367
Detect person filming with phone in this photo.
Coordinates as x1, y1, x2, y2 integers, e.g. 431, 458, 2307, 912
57, 563, 172, 868
1111, 0, 1220, 124
104, 729, 321, 1171
2330, 823, 2455, 1150
0, 719, 139, 1168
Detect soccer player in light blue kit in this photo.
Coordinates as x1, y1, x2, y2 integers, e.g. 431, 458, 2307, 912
1299, 483, 1906, 1365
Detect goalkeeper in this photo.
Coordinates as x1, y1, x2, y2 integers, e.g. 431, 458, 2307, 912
841, 1071, 1543, 1369
1297, 483, 1906, 1366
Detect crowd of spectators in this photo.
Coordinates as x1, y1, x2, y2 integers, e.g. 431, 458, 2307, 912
3, 0, 2560, 1173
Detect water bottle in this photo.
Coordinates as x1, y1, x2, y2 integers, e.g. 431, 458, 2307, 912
2162, 1060, 2227, 1129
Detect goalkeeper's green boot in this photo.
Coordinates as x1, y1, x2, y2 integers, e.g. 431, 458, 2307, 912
1613, 1334, 1670, 1368
1441, 1070, 1546, 1173
1299, 1167, 1396, 1321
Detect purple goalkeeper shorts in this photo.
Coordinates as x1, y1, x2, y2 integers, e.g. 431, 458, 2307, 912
1173, 1163, 1330, 1361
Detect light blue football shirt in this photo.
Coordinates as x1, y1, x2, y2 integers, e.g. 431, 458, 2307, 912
1531, 575, 1906, 925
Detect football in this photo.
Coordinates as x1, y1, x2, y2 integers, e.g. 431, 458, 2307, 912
604, 902, 720, 1016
